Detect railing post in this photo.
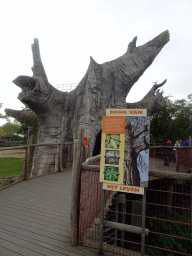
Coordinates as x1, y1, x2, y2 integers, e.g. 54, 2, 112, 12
176, 147, 179, 172
189, 137, 192, 231
154, 139, 156, 158
24, 138, 30, 180
70, 127, 85, 245
189, 136, 192, 169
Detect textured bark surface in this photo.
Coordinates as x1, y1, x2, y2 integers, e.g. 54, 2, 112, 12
8, 31, 170, 177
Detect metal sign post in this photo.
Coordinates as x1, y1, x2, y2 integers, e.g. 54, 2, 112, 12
141, 188, 147, 256
99, 188, 105, 255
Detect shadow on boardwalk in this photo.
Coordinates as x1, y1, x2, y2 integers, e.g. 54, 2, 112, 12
0, 169, 112, 256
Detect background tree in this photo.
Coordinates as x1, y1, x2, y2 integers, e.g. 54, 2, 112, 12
0, 104, 22, 138
0, 122, 21, 137
150, 97, 173, 143
0, 103, 8, 120
150, 95, 192, 144
0, 103, 3, 119
5, 108, 38, 143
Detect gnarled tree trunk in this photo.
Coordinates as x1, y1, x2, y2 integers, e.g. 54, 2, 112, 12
6, 30, 170, 177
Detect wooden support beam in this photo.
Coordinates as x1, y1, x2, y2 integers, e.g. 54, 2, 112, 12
30, 142, 74, 147
70, 127, 85, 245
0, 145, 27, 151
81, 163, 192, 181
94, 218, 149, 236
83, 154, 101, 165
81, 163, 100, 171
0, 142, 74, 151
149, 169, 192, 181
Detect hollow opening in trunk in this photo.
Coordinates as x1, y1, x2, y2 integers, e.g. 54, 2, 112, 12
92, 130, 101, 156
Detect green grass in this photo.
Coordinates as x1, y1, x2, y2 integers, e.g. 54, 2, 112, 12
0, 158, 24, 178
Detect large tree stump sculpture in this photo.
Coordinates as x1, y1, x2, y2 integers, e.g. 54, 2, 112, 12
6, 30, 170, 177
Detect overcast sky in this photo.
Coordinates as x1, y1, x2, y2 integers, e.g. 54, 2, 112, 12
1, 0, 192, 125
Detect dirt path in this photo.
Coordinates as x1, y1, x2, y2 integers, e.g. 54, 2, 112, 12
0, 149, 26, 158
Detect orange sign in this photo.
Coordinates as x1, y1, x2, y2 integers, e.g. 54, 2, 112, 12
106, 109, 147, 116
103, 183, 144, 195
102, 116, 125, 134
84, 134, 88, 148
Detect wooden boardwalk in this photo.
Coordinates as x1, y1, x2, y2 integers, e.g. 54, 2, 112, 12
0, 169, 111, 256
0, 157, 188, 256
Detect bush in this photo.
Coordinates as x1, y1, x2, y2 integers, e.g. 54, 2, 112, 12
146, 212, 191, 256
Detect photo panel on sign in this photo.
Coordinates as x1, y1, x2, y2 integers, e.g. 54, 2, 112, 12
105, 134, 120, 149
105, 150, 119, 165
104, 166, 119, 182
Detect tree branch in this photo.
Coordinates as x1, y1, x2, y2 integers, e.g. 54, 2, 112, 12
101, 31, 170, 108
5, 108, 38, 129
135, 138, 149, 154
31, 39, 48, 81
143, 79, 167, 99
133, 121, 150, 140
127, 37, 137, 53
127, 80, 167, 116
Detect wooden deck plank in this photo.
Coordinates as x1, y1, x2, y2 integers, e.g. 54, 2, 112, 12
0, 236, 46, 256
0, 169, 115, 256
0, 222, 68, 248
0, 197, 69, 212
0, 201, 69, 220
0, 229, 96, 256
0, 169, 107, 256
0, 227, 102, 256
0, 215, 69, 237
0, 247, 22, 256
0, 231, 69, 256
0, 223, 104, 256
0, 207, 70, 229
0, 217, 68, 241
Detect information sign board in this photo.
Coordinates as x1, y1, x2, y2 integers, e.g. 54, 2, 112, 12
100, 109, 150, 194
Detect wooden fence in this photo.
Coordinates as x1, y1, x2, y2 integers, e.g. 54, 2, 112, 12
0, 141, 74, 188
